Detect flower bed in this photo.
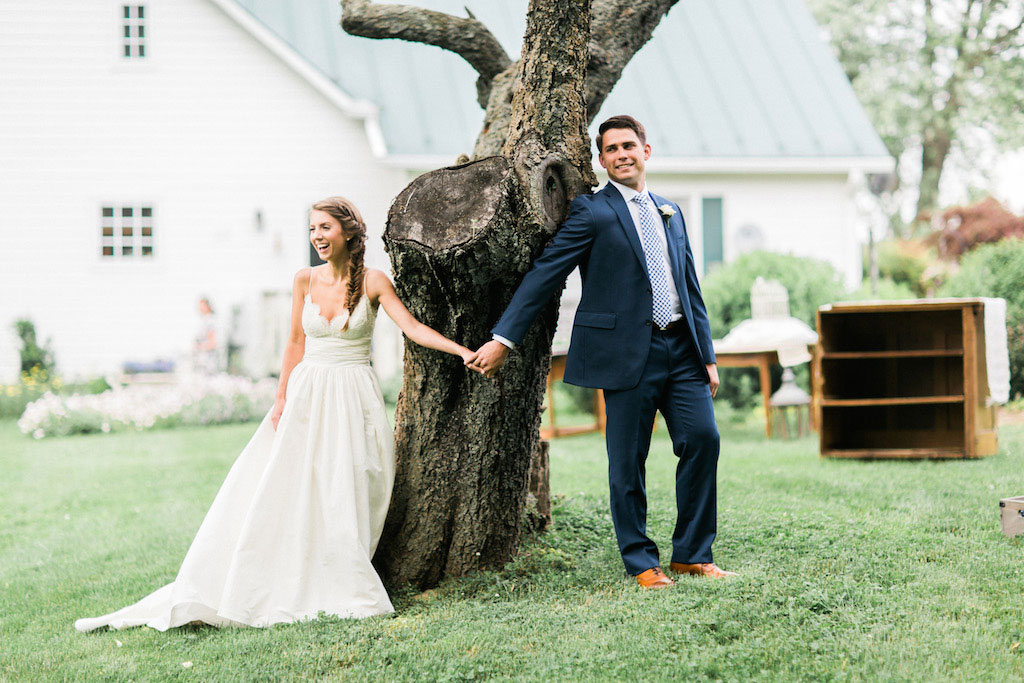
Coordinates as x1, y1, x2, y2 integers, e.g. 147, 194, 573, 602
18, 374, 276, 439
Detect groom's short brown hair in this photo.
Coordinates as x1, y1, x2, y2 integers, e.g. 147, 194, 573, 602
596, 115, 647, 152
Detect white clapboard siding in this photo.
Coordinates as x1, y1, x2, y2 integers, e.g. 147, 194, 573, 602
0, 0, 411, 381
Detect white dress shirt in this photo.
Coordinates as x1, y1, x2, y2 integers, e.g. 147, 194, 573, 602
494, 181, 682, 349
607, 179, 683, 324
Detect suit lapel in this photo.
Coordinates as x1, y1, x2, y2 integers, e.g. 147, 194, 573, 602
601, 184, 647, 270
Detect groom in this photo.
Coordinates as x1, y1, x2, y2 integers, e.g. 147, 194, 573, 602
470, 115, 734, 588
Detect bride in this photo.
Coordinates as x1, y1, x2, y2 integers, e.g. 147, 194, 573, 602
76, 196, 477, 631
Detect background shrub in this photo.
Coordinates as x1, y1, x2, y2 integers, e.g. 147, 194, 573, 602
700, 252, 847, 408
14, 318, 54, 377
874, 241, 928, 296
938, 237, 1024, 399
847, 277, 917, 302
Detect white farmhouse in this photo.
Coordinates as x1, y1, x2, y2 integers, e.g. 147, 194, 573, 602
0, 0, 892, 383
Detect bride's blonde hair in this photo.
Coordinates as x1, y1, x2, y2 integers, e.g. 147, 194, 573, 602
311, 196, 367, 330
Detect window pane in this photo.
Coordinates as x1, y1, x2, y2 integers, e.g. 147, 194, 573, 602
141, 207, 152, 217
103, 246, 114, 257
123, 5, 131, 19
123, 25, 131, 38
122, 246, 134, 256
121, 207, 133, 217
141, 227, 152, 237
124, 44, 131, 58
137, 5, 144, 19
102, 227, 114, 237
102, 207, 114, 217
702, 197, 724, 272
137, 25, 145, 38
122, 227, 133, 237
142, 245, 153, 256
138, 44, 145, 58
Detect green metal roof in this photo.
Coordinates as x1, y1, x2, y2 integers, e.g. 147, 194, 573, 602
229, 0, 890, 160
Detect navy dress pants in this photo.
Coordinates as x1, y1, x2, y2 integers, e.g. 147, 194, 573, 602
602, 327, 720, 576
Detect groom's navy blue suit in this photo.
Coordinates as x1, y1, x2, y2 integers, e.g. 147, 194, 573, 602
492, 182, 720, 575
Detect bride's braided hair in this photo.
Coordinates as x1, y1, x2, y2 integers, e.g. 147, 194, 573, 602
311, 196, 367, 331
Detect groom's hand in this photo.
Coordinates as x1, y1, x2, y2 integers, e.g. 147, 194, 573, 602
706, 364, 720, 398
468, 340, 510, 378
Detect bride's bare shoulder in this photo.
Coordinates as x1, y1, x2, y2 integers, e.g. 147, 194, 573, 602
292, 267, 314, 294
364, 268, 392, 290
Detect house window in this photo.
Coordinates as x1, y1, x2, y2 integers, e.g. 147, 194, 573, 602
122, 5, 146, 58
702, 197, 724, 274
102, 205, 153, 258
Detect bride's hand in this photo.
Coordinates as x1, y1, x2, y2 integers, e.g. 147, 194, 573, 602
271, 397, 286, 430
459, 347, 485, 373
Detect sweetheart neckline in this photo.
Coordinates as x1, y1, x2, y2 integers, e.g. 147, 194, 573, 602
304, 295, 375, 328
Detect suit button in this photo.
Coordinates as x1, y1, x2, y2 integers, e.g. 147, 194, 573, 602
645, 320, 652, 326
647, 287, 653, 294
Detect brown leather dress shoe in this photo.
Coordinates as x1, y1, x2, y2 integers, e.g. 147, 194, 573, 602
669, 562, 737, 579
635, 567, 675, 589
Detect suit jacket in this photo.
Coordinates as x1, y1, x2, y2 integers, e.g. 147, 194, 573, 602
492, 183, 716, 391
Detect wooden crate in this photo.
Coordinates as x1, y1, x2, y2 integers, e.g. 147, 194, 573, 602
1000, 496, 1024, 537
815, 299, 998, 459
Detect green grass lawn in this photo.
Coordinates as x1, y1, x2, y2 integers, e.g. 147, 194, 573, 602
2, 416, 1023, 681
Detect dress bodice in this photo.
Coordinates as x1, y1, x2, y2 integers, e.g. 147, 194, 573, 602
301, 293, 376, 365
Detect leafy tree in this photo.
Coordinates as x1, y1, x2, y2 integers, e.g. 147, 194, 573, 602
808, 0, 1024, 228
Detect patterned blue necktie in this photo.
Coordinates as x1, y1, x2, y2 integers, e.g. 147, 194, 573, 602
631, 194, 673, 328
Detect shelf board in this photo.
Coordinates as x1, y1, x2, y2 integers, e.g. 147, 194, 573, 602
821, 395, 965, 407
821, 350, 964, 359
822, 448, 969, 460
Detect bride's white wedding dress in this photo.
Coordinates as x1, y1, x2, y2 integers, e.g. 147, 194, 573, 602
75, 287, 395, 631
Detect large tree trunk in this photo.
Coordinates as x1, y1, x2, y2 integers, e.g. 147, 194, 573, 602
377, 0, 594, 589
915, 127, 950, 223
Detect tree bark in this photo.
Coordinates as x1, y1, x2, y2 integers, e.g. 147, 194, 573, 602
379, 157, 560, 588
343, 0, 678, 589
341, 0, 511, 107
377, 0, 593, 589
915, 123, 951, 222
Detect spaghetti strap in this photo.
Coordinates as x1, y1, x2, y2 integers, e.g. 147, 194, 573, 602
307, 267, 315, 302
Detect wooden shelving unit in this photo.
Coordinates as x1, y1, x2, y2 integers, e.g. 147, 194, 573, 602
815, 299, 998, 459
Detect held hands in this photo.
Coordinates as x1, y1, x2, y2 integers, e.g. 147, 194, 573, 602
465, 340, 510, 378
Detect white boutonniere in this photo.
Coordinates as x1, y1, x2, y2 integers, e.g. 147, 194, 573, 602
658, 204, 676, 219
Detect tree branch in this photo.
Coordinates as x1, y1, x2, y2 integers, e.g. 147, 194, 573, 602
585, 0, 680, 122
341, 0, 512, 105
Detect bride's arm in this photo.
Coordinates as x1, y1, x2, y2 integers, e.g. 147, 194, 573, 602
366, 269, 476, 365
271, 268, 310, 429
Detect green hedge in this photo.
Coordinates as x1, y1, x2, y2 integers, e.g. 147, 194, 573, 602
701, 252, 847, 338
938, 237, 1024, 399
700, 252, 847, 409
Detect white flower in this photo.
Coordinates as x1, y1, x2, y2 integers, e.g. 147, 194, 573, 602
32, 429, 44, 440
658, 204, 676, 218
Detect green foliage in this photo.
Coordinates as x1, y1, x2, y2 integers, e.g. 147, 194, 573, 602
701, 251, 846, 407
379, 372, 403, 407
938, 237, 1024, 398
13, 318, 54, 377
0, 371, 110, 420
807, 0, 1024, 223
848, 277, 917, 302
4, 420, 1024, 679
701, 252, 847, 337
875, 242, 927, 296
